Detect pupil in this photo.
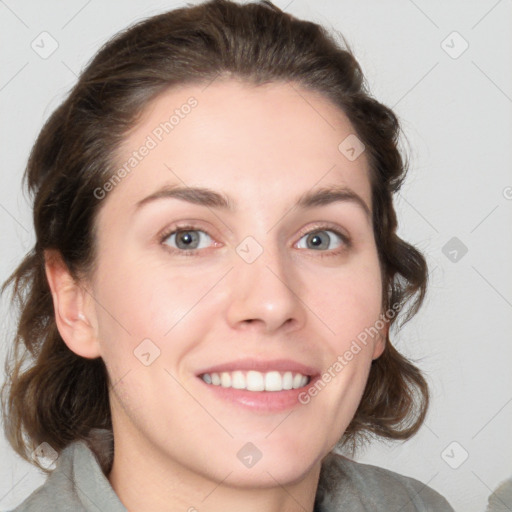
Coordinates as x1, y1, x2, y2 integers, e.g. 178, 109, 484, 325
179, 231, 195, 247
311, 234, 322, 246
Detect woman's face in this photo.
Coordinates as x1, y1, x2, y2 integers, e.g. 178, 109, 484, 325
87, 79, 385, 486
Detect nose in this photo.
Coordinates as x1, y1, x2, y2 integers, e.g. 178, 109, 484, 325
224, 241, 307, 334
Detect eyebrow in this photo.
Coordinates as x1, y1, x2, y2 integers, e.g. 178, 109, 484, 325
135, 184, 371, 221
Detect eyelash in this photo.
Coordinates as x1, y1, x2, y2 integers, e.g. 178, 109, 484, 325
158, 222, 352, 258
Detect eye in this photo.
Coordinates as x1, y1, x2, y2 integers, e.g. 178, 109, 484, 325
161, 226, 213, 252
295, 226, 350, 255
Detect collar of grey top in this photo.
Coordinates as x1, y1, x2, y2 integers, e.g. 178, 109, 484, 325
11, 428, 455, 512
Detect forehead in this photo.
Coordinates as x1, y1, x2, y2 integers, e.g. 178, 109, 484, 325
102, 79, 372, 219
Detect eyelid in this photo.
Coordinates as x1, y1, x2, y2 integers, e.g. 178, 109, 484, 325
158, 219, 218, 241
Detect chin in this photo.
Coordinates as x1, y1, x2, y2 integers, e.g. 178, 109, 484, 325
210, 439, 324, 489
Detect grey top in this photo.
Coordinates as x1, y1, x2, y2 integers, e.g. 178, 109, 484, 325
8, 431, 454, 512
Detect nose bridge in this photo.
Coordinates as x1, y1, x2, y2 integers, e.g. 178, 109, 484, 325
225, 233, 305, 332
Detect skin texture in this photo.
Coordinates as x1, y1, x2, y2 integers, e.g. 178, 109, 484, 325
45, 79, 386, 512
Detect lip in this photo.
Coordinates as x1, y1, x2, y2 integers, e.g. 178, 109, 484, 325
195, 358, 320, 413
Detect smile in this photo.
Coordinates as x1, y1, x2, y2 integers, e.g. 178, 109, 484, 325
200, 370, 311, 392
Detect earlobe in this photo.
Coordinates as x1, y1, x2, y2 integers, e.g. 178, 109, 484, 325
372, 338, 386, 360
44, 249, 101, 359
372, 320, 388, 360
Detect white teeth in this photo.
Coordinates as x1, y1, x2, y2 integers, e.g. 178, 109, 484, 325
246, 371, 265, 391
231, 370, 246, 389
264, 371, 282, 391
200, 370, 310, 392
220, 372, 232, 388
293, 373, 304, 389
282, 371, 293, 390
293, 373, 308, 389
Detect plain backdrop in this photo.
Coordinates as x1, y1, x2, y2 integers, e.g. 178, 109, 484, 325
1, 1, 511, 511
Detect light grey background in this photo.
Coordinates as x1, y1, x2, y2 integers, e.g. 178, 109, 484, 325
1, 1, 511, 511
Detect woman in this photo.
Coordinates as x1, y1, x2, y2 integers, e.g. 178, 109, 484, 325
1, 1, 455, 510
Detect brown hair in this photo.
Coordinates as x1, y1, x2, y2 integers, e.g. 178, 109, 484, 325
1, 0, 429, 470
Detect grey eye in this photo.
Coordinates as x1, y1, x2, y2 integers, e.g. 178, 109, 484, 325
163, 229, 212, 251
296, 230, 344, 251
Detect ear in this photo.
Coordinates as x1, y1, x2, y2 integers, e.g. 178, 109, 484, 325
44, 249, 101, 359
372, 318, 388, 360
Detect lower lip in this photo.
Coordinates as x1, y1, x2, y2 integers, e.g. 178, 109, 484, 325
197, 376, 318, 412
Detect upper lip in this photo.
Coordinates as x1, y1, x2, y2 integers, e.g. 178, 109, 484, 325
196, 358, 319, 377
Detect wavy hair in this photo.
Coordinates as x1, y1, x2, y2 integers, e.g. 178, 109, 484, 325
1, 0, 429, 470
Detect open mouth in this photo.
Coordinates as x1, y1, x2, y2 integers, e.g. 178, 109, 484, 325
199, 370, 312, 392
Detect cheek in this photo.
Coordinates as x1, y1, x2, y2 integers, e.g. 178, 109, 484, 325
298, 254, 383, 408
92, 260, 214, 429
91, 253, 223, 371
307, 257, 383, 349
